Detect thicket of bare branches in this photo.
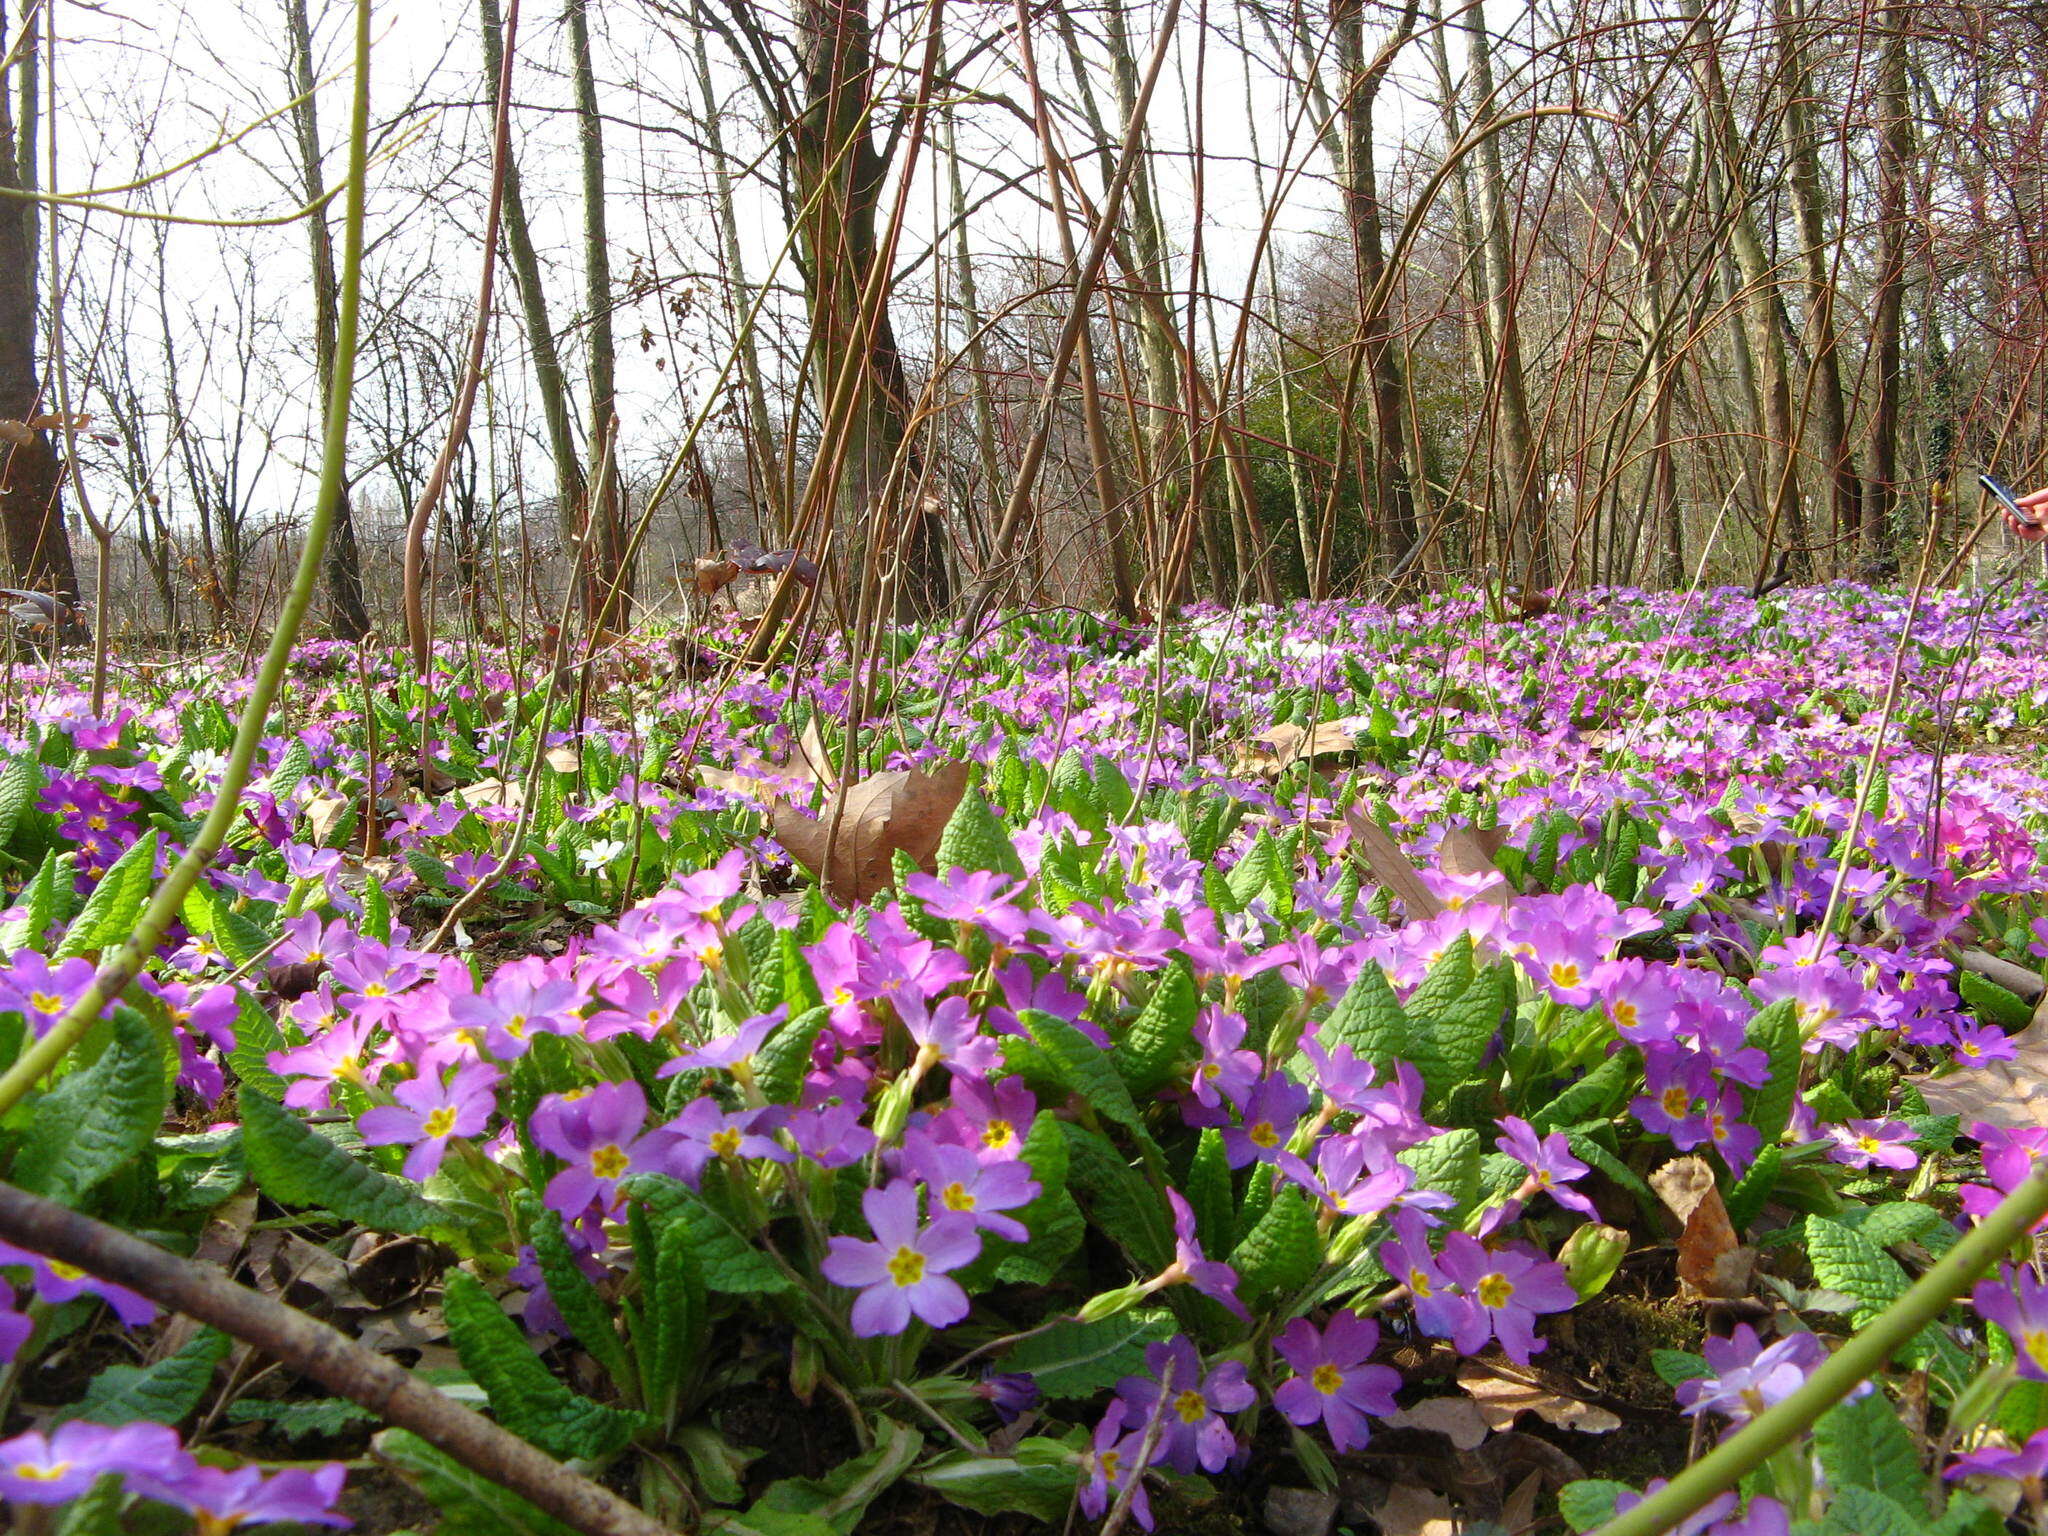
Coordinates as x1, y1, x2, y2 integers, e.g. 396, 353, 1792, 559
5, 0, 2046, 645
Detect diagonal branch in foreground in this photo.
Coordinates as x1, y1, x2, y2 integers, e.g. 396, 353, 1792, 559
0, 1181, 671, 1536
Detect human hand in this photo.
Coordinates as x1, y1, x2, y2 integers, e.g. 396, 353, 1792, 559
2006, 485, 2048, 541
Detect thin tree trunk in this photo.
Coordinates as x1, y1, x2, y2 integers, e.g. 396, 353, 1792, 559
285, 0, 370, 638
1865, 0, 1911, 570
566, 0, 630, 624
478, 0, 586, 556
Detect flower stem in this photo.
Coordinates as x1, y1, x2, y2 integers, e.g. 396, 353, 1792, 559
1595, 1163, 2048, 1536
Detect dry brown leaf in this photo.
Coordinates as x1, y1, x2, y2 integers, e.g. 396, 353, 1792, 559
793, 717, 835, 782
457, 777, 523, 810
1651, 1155, 1756, 1299
1456, 1366, 1622, 1435
303, 793, 350, 846
1380, 1395, 1490, 1450
1909, 985, 2048, 1130
1370, 1483, 1457, 1536
1235, 717, 1365, 775
1342, 807, 1443, 919
692, 556, 742, 597
769, 761, 971, 905
26, 411, 92, 432
1502, 1469, 1544, 1533
543, 746, 581, 774
1437, 823, 1514, 904
0, 420, 31, 446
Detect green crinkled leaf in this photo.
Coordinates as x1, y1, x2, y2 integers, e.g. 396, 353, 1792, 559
55, 830, 159, 958
1226, 830, 1285, 910
240, 1089, 453, 1237
1398, 1129, 1482, 1220
70, 1329, 228, 1426
934, 788, 1026, 879
443, 1270, 649, 1459
0, 850, 63, 951
1959, 971, 2034, 1031
740, 1417, 920, 1536
1813, 1392, 1924, 1514
1006, 1010, 1158, 1161
1000, 1311, 1175, 1398
754, 1005, 829, 1105
0, 753, 39, 850
1849, 1200, 1954, 1254
1723, 1145, 1781, 1232
1227, 1186, 1319, 1300
531, 1205, 629, 1386
228, 991, 292, 1099
638, 1202, 708, 1422
1185, 1127, 1236, 1257
1057, 1123, 1174, 1274
1113, 956, 1198, 1095
1557, 1479, 1634, 1532
15, 1007, 169, 1207
361, 871, 394, 944
1650, 1349, 1708, 1385
1316, 960, 1407, 1064
374, 1428, 576, 1536
1817, 1485, 1921, 1536
622, 1175, 790, 1294
913, 1441, 1082, 1526
1741, 999, 1802, 1149
1531, 1049, 1637, 1134
1806, 1215, 1908, 1309
225, 1396, 380, 1440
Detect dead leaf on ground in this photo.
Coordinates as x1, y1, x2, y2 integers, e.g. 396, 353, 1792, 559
1502, 1469, 1544, 1532
457, 777, 524, 810
542, 746, 581, 774
1379, 1395, 1489, 1450
1456, 1365, 1621, 1434
1235, 717, 1366, 776
1437, 822, 1515, 905
1651, 1155, 1756, 1299
1369, 1484, 1457, 1536
303, 793, 350, 846
1342, 807, 1443, 920
769, 761, 971, 905
1909, 989, 2048, 1131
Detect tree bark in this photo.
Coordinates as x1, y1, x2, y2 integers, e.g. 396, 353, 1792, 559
1864, 0, 1912, 569
285, 0, 370, 638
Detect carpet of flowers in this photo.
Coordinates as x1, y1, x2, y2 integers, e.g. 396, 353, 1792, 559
2, 583, 2048, 1533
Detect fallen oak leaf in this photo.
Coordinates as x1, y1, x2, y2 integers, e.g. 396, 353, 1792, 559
1650, 1155, 1755, 1300
1234, 717, 1366, 776
769, 761, 971, 905
1908, 985, 2048, 1131
1454, 1365, 1621, 1435
1367, 1483, 1457, 1536
1378, 1395, 1489, 1450
1341, 807, 1443, 920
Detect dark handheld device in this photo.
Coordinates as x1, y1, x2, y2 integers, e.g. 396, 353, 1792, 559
1980, 472, 2028, 520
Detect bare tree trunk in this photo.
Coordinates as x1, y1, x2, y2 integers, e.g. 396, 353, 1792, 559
788, 0, 950, 621
1864, 0, 1911, 571
285, 0, 369, 638
692, 23, 785, 542
0, 6, 77, 601
1333, 0, 1421, 576
566, 0, 630, 624
1465, 0, 1546, 586
478, 0, 586, 555
1780, 0, 1858, 568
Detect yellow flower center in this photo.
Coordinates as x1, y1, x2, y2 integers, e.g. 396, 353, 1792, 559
1312, 1363, 1345, 1395
1548, 962, 1580, 988
709, 1129, 742, 1157
982, 1119, 1015, 1149
1661, 1086, 1690, 1117
1857, 1136, 1882, 1155
423, 1106, 457, 1138
1476, 1273, 1515, 1309
28, 992, 61, 1014
2024, 1330, 2048, 1370
1610, 999, 1638, 1028
1174, 1388, 1208, 1423
1249, 1121, 1279, 1149
942, 1182, 976, 1212
48, 1260, 84, 1281
14, 1461, 70, 1482
590, 1144, 629, 1180
1409, 1267, 1433, 1298
1099, 1449, 1121, 1480
887, 1245, 926, 1287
